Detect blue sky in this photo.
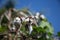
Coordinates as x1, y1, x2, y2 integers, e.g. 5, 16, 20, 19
0, 0, 60, 34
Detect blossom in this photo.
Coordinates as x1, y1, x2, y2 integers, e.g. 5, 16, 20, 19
13, 17, 21, 24
40, 14, 45, 19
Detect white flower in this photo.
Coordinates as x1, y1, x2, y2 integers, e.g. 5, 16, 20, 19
35, 12, 40, 19
13, 17, 21, 24
15, 17, 20, 21
21, 17, 25, 22
36, 12, 40, 16
40, 14, 45, 19
35, 16, 39, 19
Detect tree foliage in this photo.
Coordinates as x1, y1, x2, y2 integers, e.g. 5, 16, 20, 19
0, 0, 54, 40
57, 32, 60, 37
5, 0, 15, 10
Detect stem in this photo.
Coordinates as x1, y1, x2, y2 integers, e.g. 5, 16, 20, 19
0, 15, 4, 27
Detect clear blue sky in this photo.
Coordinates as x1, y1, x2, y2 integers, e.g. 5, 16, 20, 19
0, 0, 60, 34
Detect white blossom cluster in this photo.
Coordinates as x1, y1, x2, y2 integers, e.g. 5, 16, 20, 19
11, 11, 45, 34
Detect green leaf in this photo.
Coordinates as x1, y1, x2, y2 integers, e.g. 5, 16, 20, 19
0, 25, 8, 33
39, 19, 54, 34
